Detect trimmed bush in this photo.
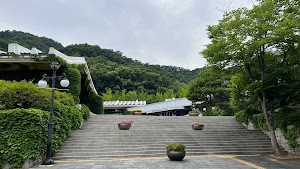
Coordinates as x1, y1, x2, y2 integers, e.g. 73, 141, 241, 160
0, 80, 83, 168
235, 110, 250, 125
0, 80, 75, 111
51, 103, 83, 152
81, 104, 91, 120
0, 109, 48, 169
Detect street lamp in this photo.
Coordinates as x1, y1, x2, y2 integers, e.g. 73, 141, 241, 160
38, 62, 69, 165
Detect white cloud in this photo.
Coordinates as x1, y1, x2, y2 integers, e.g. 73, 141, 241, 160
0, 0, 254, 69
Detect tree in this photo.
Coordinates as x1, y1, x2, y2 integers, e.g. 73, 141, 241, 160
202, 0, 300, 155
187, 66, 232, 115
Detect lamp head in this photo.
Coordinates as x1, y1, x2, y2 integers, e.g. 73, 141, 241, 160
60, 78, 70, 87
50, 62, 60, 70
38, 79, 47, 88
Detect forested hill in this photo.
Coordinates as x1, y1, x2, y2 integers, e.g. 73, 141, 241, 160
64, 44, 200, 94
0, 30, 64, 52
0, 30, 200, 99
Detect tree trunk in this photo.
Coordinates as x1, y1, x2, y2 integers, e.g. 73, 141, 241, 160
258, 48, 283, 156
260, 91, 283, 156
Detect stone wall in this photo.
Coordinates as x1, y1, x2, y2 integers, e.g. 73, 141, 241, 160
243, 121, 300, 154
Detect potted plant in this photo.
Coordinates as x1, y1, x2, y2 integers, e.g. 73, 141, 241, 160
166, 143, 186, 161
188, 109, 198, 116
115, 120, 134, 130
132, 109, 142, 115
191, 122, 204, 130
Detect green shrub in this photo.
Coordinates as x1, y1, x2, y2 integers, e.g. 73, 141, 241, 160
51, 103, 83, 152
80, 104, 91, 120
0, 80, 75, 111
166, 143, 186, 152
250, 114, 268, 131
0, 80, 83, 168
216, 102, 234, 116
0, 109, 48, 169
86, 92, 103, 114
235, 110, 250, 125
273, 108, 300, 149
283, 129, 300, 149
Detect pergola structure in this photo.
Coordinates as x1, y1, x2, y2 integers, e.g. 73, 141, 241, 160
103, 100, 146, 113
0, 43, 97, 94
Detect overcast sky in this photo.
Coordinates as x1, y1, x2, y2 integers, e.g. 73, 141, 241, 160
0, 0, 254, 69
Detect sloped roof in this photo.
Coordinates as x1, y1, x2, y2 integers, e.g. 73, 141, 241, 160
127, 98, 192, 114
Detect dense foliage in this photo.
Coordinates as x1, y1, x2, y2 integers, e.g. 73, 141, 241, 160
0, 81, 84, 168
0, 80, 75, 110
0, 30, 64, 52
80, 104, 91, 120
187, 66, 234, 116
0, 109, 48, 169
166, 143, 186, 152
65, 44, 200, 98
0, 30, 200, 103
102, 88, 177, 103
79, 73, 103, 114
198, 0, 300, 153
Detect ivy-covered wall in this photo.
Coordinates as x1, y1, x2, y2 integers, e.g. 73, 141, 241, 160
79, 69, 103, 114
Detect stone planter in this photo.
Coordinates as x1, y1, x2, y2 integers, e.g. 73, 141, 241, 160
189, 113, 198, 116
118, 123, 131, 130
132, 112, 142, 115
167, 151, 186, 161
192, 124, 204, 130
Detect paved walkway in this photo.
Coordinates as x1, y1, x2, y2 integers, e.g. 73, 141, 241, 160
32, 155, 300, 169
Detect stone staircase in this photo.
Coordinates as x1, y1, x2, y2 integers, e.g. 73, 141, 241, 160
53, 115, 274, 160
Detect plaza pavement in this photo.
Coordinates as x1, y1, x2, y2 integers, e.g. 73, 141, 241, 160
32, 154, 300, 169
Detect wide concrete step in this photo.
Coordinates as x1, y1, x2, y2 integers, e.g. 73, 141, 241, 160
60, 141, 272, 147
53, 150, 274, 160
54, 115, 274, 160
58, 145, 274, 153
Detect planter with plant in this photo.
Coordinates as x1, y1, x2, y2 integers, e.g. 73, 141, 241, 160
166, 143, 186, 161
115, 120, 134, 130
188, 109, 198, 116
132, 109, 142, 115
191, 122, 204, 130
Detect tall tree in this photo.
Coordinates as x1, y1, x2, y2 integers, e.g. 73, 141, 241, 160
202, 0, 300, 155
187, 66, 232, 114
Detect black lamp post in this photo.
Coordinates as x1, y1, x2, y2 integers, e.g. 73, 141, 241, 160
38, 62, 69, 165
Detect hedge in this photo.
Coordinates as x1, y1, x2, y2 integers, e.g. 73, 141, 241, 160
0, 109, 48, 169
51, 103, 83, 152
0, 80, 84, 168
0, 105, 83, 168
0, 80, 75, 111
81, 104, 91, 120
